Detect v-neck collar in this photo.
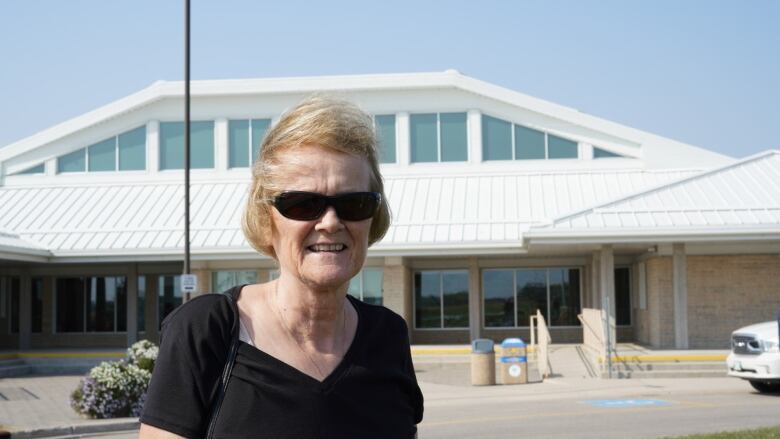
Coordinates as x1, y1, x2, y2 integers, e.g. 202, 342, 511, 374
231, 285, 363, 390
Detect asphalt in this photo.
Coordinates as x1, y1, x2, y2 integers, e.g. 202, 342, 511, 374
0, 344, 732, 438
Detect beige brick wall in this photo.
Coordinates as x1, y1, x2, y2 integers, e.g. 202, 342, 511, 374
383, 264, 412, 326
687, 254, 780, 349
641, 257, 675, 348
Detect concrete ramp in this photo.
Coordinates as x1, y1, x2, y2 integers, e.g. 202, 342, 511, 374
547, 344, 598, 379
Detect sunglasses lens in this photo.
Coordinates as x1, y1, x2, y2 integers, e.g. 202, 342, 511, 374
275, 192, 325, 220
274, 192, 379, 221
334, 193, 379, 221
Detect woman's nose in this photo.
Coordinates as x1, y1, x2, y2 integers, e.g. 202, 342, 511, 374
315, 206, 344, 232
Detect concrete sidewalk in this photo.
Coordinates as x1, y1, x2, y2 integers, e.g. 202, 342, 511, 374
0, 375, 138, 438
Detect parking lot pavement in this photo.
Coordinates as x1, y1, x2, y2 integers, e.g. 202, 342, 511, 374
2, 366, 777, 439
419, 377, 780, 439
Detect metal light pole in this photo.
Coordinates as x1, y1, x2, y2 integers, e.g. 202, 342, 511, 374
183, 0, 192, 290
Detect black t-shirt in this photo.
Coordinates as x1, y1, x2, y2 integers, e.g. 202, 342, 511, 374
141, 285, 424, 438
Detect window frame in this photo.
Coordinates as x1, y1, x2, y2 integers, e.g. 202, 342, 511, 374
410, 112, 469, 164
481, 267, 583, 329
57, 126, 147, 174
227, 118, 272, 168
211, 270, 258, 293
53, 276, 128, 334
593, 146, 624, 159
372, 114, 397, 164
0, 276, 21, 335
157, 275, 183, 328
347, 267, 384, 305
158, 120, 216, 171
614, 265, 632, 327
412, 269, 470, 330
481, 114, 580, 162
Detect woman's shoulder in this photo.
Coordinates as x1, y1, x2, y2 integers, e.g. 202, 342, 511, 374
348, 297, 409, 336
160, 287, 239, 340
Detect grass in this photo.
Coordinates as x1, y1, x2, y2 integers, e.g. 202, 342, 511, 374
662, 426, 780, 438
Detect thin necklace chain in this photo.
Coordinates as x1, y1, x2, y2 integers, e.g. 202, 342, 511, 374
273, 281, 347, 381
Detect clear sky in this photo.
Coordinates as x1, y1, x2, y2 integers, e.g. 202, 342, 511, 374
1, 0, 778, 158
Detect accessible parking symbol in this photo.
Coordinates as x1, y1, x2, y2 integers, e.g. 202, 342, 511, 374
583, 399, 672, 408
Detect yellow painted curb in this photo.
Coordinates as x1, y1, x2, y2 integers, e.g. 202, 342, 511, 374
600, 354, 727, 363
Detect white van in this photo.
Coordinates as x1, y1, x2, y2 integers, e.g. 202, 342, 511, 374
726, 321, 780, 393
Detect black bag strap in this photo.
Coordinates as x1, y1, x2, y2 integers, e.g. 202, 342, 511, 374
204, 287, 242, 439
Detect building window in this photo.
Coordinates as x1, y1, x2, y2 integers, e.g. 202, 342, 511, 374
88, 138, 116, 172
159, 121, 215, 170
374, 115, 396, 164
138, 276, 146, 333
118, 127, 146, 170
15, 163, 45, 175
212, 270, 257, 293
55, 277, 127, 332
482, 115, 512, 160
57, 148, 86, 173
410, 112, 468, 163
547, 135, 578, 159
515, 125, 545, 160
0, 277, 20, 334
348, 268, 383, 305
414, 270, 469, 329
31, 277, 43, 333
483, 268, 581, 328
615, 267, 631, 326
482, 114, 579, 161
228, 119, 271, 168
593, 147, 624, 158
56, 127, 146, 174
158, 275, 182, 326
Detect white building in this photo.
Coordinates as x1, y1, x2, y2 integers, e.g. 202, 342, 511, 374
1, 71, 778, 351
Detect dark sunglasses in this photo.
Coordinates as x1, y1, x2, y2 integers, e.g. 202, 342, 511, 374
273, 191, 381, 221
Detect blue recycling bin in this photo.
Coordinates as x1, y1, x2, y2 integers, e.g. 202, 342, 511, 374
500, 338, 528, 384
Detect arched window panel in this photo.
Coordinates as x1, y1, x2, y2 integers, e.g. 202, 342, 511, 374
14, 163, 45, 175
374, 115, 396, 164
410, 112, 468, 163
593, 146, 625, 158
228, 119, 271, 168
482, 113, 580, 161
160, 121, 215, 170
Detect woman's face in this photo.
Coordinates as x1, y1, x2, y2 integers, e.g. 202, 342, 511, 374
270, 145, 373, 290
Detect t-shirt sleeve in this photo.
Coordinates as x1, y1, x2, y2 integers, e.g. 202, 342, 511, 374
397, 315, 424, 425
140, 295, 234, 438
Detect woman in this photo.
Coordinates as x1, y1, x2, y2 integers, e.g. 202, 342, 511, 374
139, 96, 424, 438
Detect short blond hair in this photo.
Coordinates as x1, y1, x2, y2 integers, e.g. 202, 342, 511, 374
241, 96, 391, 258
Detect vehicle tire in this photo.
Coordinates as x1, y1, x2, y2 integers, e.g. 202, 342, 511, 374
749, 380, 780, 393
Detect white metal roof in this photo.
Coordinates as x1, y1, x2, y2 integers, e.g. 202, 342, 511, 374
526, 151, 780, 244
0, 168, 697, 261
0, 228, 51, 262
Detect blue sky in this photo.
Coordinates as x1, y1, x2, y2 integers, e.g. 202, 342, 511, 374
1, 0, 778, 158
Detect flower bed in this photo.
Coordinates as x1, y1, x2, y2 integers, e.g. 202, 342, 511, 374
70, 340, 158, 418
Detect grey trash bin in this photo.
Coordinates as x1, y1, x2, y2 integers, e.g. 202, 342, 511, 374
471, 339, 496, 386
